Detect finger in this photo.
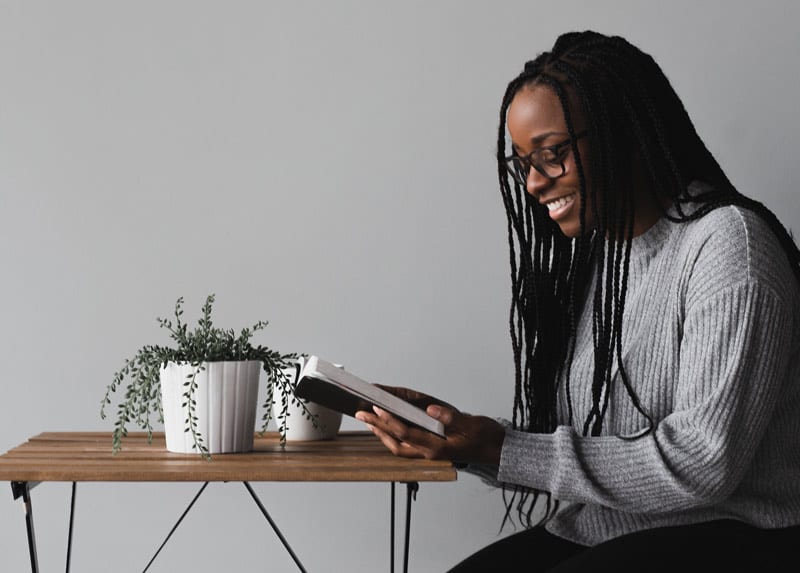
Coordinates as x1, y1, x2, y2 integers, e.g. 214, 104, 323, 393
355, 410, 374, 424
371, 406, 453, 459
426, 404, 457, 427
361, 407, 441, 455
365, 421, 425, 459
356, 409, 408, 439
372, 406, 420, 442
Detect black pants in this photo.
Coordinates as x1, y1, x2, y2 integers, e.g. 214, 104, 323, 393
447, 519, 800, 572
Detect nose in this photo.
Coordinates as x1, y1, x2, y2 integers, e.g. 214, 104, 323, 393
525, 167, 552, 199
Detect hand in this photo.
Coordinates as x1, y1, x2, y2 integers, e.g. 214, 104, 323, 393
372, 384, 457, 412
355, 396, 505, 466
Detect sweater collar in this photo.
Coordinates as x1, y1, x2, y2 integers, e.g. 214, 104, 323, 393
623, 180, 710, 275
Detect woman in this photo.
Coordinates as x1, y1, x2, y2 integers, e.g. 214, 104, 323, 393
356, 31, 800, 571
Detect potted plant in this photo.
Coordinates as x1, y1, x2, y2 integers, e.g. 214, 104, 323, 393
100, 294, 316, 457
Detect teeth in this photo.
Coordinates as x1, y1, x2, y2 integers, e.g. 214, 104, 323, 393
545, 194, 574, 211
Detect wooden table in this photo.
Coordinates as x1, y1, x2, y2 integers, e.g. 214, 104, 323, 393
0, 431, 457, 573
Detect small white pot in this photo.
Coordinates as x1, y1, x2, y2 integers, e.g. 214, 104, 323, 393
160, 360, 261, 454
273, 357, 343, 441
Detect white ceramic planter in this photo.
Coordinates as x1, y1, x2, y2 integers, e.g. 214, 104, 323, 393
160, 360, 261, 454
273, 357, 343, 441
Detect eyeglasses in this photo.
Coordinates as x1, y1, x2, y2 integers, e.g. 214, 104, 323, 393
504, 131, 587, 185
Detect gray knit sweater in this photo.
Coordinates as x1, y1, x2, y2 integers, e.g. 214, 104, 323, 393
487, 202, 800, 546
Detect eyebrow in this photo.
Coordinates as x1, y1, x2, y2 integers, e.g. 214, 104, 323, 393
512, 131, 569, 153
531, 131, 568, 145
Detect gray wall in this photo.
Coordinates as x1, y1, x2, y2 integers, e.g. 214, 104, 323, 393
1, 1, 797, 571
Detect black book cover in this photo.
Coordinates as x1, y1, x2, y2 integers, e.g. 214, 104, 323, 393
294, 375, 372, 418
294, 374, 445, 437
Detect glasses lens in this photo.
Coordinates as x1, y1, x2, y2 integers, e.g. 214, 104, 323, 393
540, 160, 565, 179
537, 145, 568, 179
505, 158, 528, 185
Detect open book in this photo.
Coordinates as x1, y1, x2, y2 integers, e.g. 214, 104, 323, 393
293, 356, 446, 438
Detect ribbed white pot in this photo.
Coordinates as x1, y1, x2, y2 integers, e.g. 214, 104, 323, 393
160, 360, 261, 454
273, 357, 342, 441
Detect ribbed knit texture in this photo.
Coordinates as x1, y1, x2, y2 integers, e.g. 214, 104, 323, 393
494, 203, 800, 546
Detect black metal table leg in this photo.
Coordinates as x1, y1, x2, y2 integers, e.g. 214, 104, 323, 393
403, 482, 419, 573
142, 482, 209, 572
8, 478, 424, 573
390, 482, 396, 573
243, 482, 307, 573
11, 481, 40, 573
66, 481, 76, 573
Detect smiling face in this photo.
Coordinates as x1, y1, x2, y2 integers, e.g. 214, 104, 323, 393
506, 83, 592, 238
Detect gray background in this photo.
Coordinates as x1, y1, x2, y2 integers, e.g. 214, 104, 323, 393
1, 1, 798, 571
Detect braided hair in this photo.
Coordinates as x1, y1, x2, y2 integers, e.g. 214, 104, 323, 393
497, 30, 800, 528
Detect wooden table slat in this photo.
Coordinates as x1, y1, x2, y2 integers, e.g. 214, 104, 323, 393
0, 432, 457, 483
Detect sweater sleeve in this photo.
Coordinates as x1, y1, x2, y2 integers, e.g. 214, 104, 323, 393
497, 274, 796, 514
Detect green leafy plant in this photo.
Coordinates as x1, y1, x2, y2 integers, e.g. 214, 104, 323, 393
100, 294, 316, 457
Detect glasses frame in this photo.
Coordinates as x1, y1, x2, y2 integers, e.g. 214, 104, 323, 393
504, 131, 588, 185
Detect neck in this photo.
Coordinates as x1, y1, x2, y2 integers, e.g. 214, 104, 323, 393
631, 195, 669, 237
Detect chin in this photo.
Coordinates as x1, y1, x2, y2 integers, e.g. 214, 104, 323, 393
556, 220, 582, 238
556, 212, 595, 238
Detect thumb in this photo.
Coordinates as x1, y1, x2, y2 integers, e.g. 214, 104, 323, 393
427, 404, 456, 427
